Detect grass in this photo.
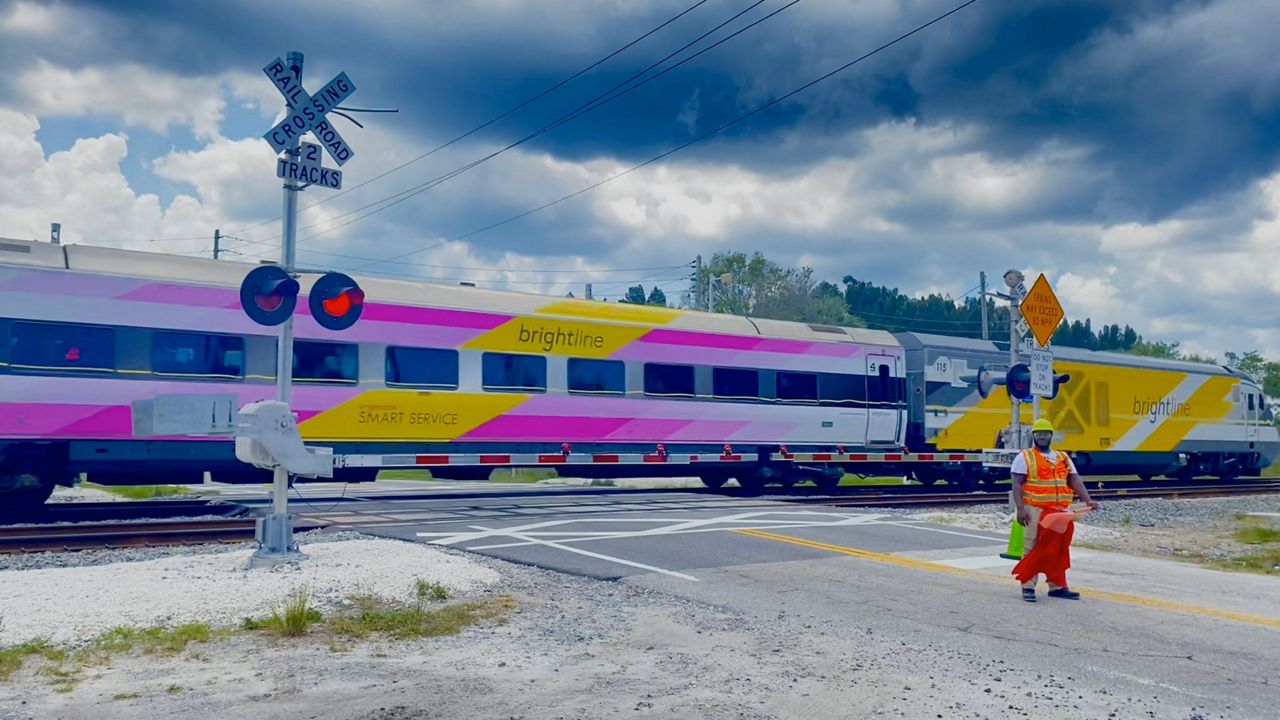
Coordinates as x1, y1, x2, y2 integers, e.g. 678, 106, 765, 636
838, 475, 906, 486
327, 595, 515, 640
82, 482, 195, 499
1233, 517, 1280, 545
112, 692, 141, 701
377, 469, 434, 481
490, 469, 556, 484
415, 578, 449, 602
260, 588, 322, 637
1, 622, 219, 690
86, 622, 217, 658
0, 639, 65, 681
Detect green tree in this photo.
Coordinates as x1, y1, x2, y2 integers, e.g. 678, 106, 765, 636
1128, 340, 1183, 360
621, 285, 647, 305
1225, 350, 1267, 381
646, 286, 668, 307
698, 251, 862, 327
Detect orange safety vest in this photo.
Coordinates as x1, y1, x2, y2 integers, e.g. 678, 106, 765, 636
1020, 448, 1073, 510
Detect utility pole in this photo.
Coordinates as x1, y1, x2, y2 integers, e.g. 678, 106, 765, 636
213, 228, 221, 260
1003, 269, 1026, 450
979, 271, 988, 341
693, 255, 704, 311
585, 282, 593, 300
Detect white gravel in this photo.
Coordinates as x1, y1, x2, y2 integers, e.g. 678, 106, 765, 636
0, 536, 500, 646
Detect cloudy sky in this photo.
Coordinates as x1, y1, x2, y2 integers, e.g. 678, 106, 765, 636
1, 0, 1278, 357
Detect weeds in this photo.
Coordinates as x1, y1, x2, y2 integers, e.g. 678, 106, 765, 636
1234, 519, 1280, 545
0, 639, 64, 681
112, 692, 141, 701
415, 578, 449, 603
327, 595, 514, 640
167, 684, 183, 694
265, 588, 322, 637
87, 622, 215, 657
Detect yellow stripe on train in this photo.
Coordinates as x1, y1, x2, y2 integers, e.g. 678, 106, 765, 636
462, 316, 652, 358
933, 361, 1238, 453
299, 390, 527, 442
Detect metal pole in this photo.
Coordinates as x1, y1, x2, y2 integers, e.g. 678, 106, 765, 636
213, 228, 221, 260
979, 271, 988, 341
1009, 293, 1021, 449
693, 255, 703, 310
255, 50, 304, 562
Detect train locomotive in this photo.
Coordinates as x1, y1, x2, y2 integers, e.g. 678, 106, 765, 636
1, 237, 1276, 513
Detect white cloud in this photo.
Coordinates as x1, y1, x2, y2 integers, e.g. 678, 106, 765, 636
1, 1, 65, 35
10, 60, 267, 142
0, 109, 214, 249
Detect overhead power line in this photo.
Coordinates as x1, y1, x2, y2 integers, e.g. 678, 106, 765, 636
352, 0, 982, 271
223, 0, 714, 239
285, 0, 793, 246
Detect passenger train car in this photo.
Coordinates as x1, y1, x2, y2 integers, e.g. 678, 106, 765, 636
1, 237, 1275, 511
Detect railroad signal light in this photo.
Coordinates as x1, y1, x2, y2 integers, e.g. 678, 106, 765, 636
1006, 363, 1032, 401
309, 271, 365, 331
240, 265, 300, 327
1049, 373, 1071, 400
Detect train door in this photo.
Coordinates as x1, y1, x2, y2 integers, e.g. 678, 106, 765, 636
1245, 390, 1261, 443
866, 354, 903, 445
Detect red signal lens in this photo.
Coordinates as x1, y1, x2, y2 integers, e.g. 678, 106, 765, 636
255, 293, 284, 312
320, 288, 364, 317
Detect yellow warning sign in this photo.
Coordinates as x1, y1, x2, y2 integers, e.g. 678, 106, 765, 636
1019, 274, 1064, 348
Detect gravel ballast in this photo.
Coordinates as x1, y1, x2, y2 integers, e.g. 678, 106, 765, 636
0, 536, 499, 645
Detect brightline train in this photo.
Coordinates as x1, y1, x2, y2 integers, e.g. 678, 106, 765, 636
1, 237, 1275, 512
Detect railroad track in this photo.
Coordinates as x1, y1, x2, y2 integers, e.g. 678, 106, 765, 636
0, 498, 250, 526
781, 480, 1280, 508
0, 518, 261, 554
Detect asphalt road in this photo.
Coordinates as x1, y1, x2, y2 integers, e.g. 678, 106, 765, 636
235, 485, 1280, 718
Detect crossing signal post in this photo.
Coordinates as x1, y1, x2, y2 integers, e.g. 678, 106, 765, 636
248, 50, 367, 564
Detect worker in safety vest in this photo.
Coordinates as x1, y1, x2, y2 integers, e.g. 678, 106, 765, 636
1009, 418, 1099, 602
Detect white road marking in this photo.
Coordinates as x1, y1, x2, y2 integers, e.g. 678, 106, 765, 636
415, 510, 890, 550
881, 521, 1007, 542
465, 524, 699, 581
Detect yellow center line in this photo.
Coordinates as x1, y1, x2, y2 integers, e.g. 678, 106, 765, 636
734, 528, 1280, 630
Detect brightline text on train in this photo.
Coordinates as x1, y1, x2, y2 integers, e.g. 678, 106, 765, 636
1133, 397, 1192, 424
518, 324, 606, 352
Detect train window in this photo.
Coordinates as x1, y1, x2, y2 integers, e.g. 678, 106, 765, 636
1248, 394, 1255, 411
152, 331, 244, 379
386, 347, 459, 389
867, 365, 903, 404
644, 363, 695, 398
482, 352, 546, 393
776, 372, 818, 402
293, 341, 358, 384
819, 373, 863, 406
712, 367, 759, 400
568, 358, 624, 395
10, 321, 115, 374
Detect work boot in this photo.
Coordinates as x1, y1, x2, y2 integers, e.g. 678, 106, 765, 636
1021, 588, 1036, 602
1047, 587, 1081, 600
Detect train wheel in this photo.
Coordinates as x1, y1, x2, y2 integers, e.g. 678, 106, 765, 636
737, 474, 765, 494
700, 474, 728, 490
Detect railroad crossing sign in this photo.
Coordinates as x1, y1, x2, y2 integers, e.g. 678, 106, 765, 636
275, 141, 343, 189
1018, 273, 1064, 348
262, 57, 357, 166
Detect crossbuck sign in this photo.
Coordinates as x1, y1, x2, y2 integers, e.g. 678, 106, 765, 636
262, 58, 357, 167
